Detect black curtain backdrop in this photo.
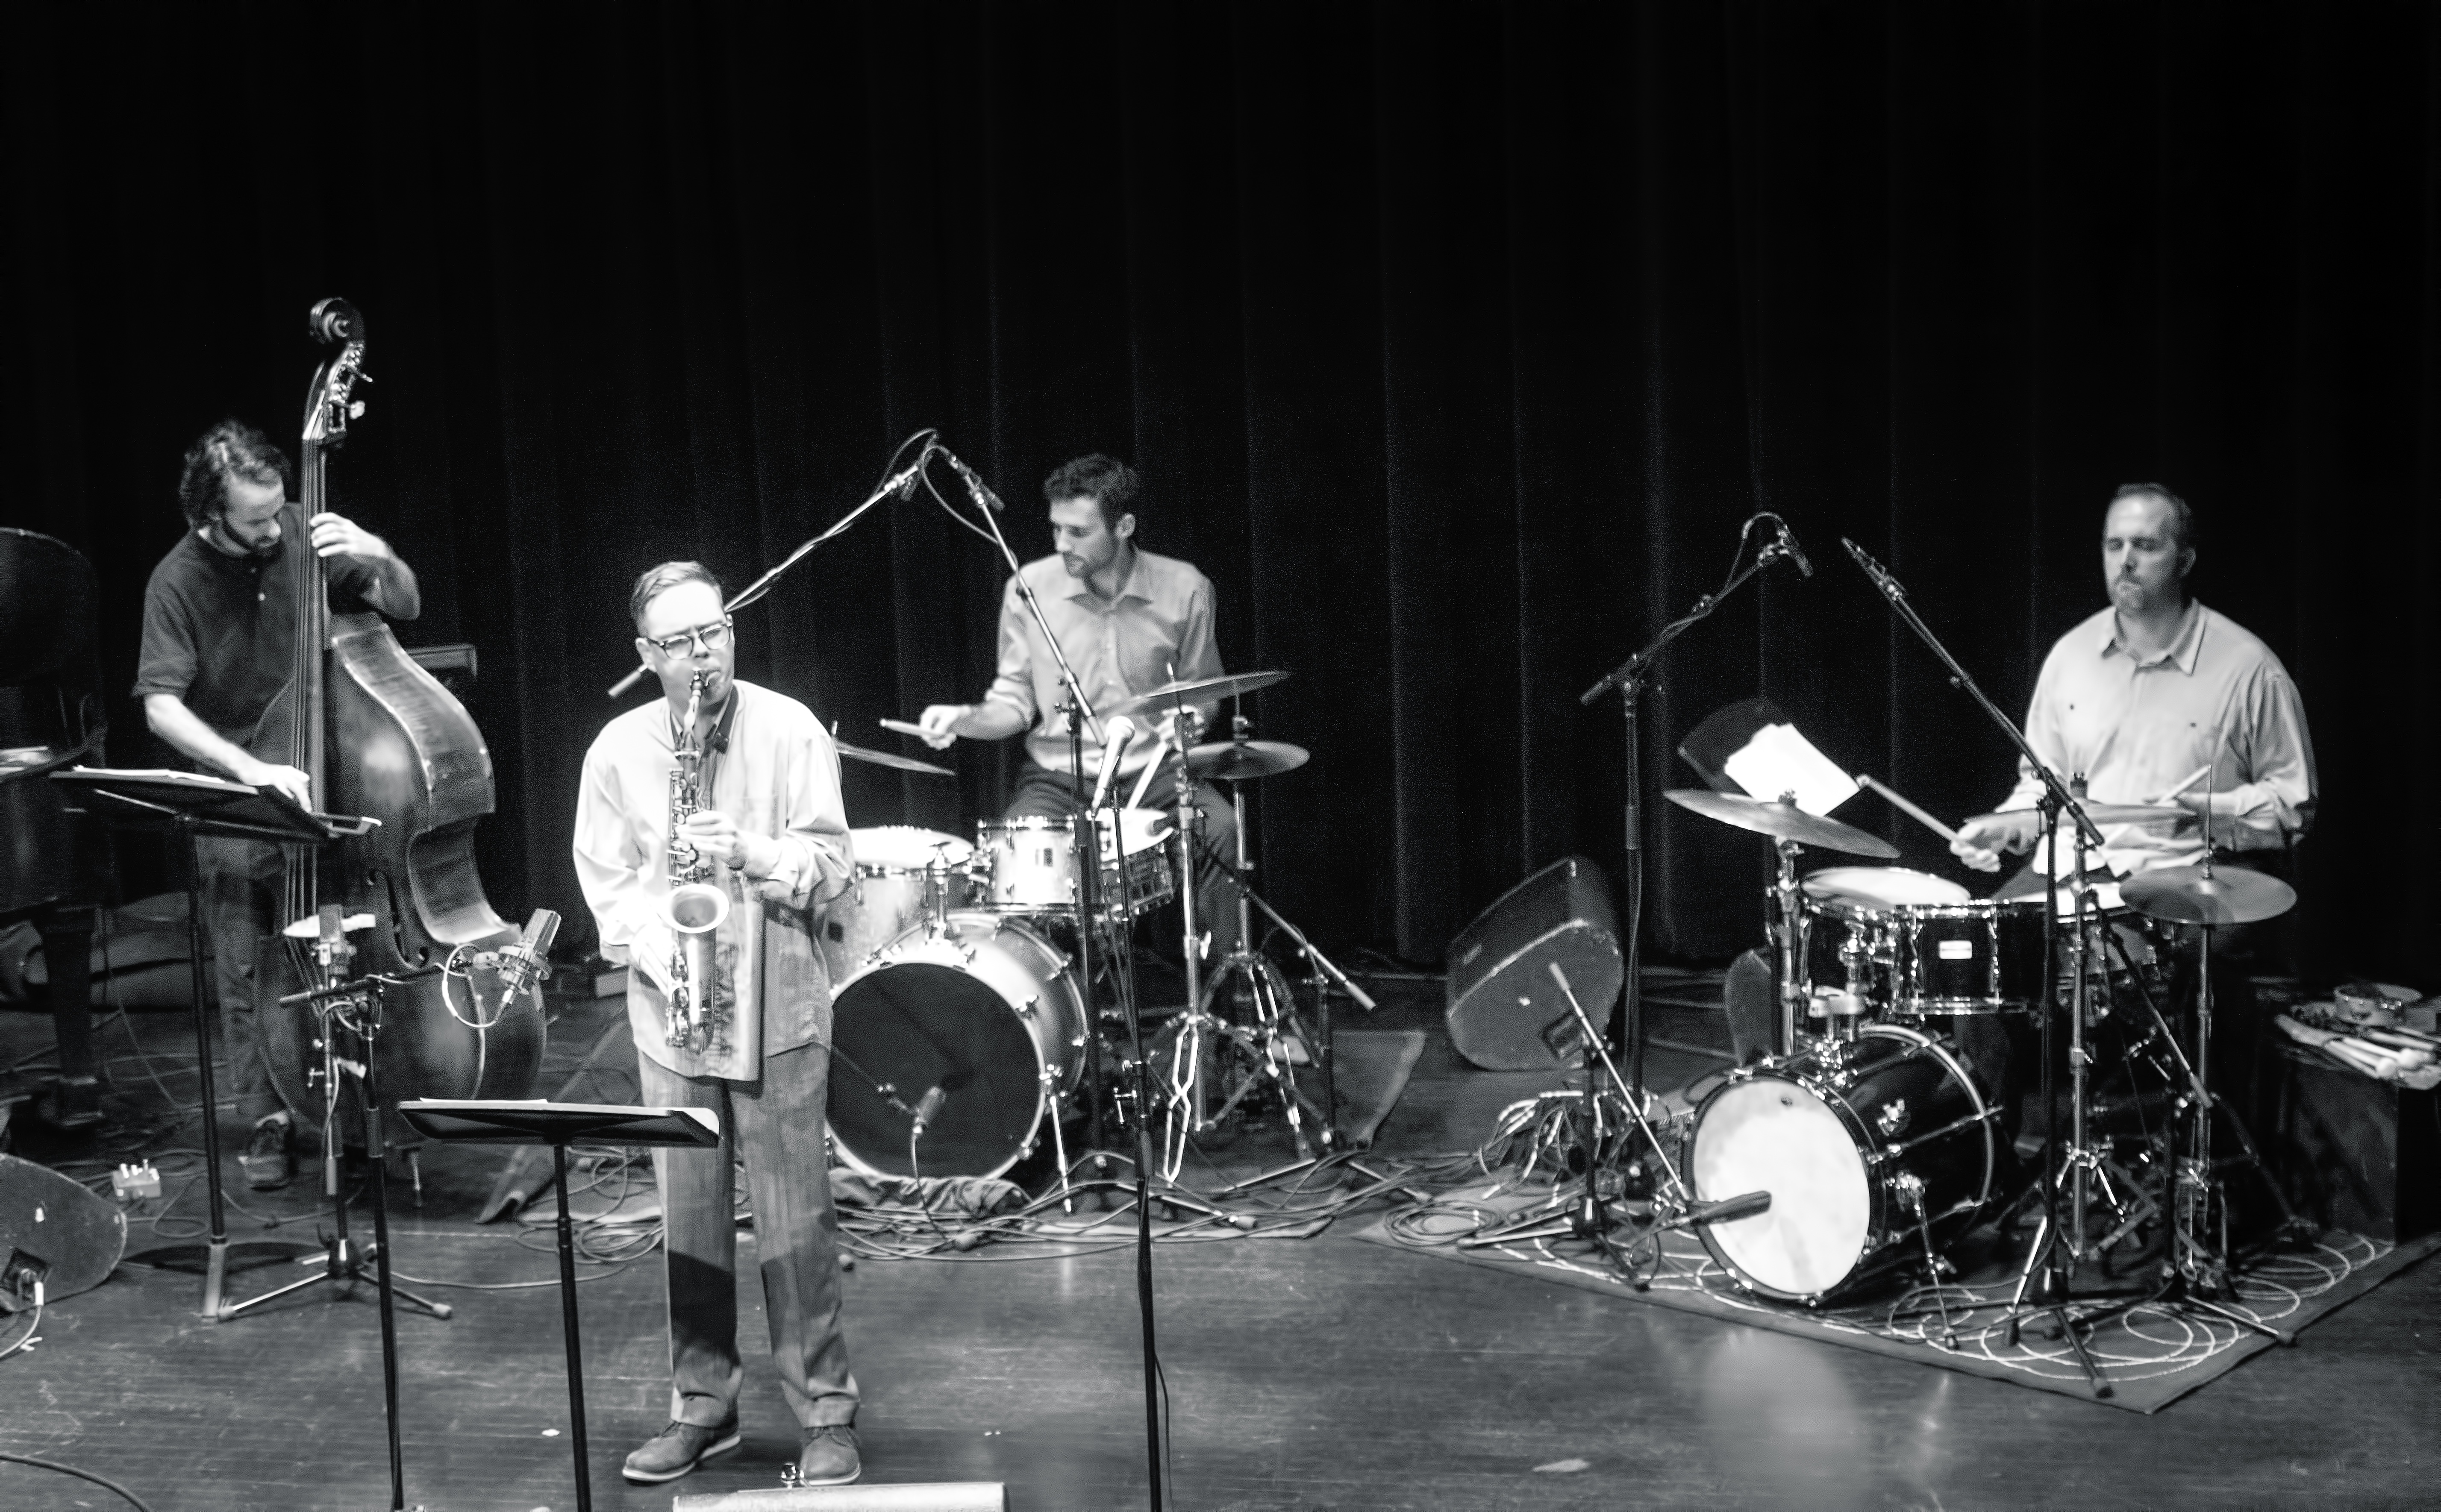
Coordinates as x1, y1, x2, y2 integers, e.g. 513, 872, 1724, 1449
3, 4, 2433, 987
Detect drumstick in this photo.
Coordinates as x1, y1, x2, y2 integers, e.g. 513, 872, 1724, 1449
877, 717, 928, 738
1855, 773, 1959, 843
2153, 764, 2214, 803
1125, 746, 1163, 811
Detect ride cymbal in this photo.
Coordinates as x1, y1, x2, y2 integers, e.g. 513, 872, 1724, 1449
1185, 739, 1310, 782
1105, 670, 1289, 718
2120, 864, 2297, 927
1663, 789, 1900, 859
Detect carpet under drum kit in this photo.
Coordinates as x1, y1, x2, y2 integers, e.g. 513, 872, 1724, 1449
1453, 524, 2309, 1400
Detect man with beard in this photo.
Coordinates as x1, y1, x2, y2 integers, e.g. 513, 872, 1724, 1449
132, 419, 420, 1189
574, 561, 863, 1487
1947, 483, 2315, 1154
915, 452, 1238, 957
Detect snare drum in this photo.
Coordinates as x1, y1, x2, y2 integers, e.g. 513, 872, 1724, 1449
1688, 1023, 1995, 1303
826, 911, 1087, 1179
821, 827, 974, 981
1800, 869, 1974, 1016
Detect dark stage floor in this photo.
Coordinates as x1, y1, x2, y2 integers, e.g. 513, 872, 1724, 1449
2, 975, 2438, 1511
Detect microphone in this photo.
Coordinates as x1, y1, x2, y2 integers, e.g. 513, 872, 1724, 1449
1661, 1190, 1773, 1230
941, 447, 1007, 512
497, 908, 561, 1000
910, 1085, 947, 1138
1090, 715, 1137, 810
1770, 517, 1814, 578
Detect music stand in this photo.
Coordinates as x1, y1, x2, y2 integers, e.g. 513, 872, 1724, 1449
49, 766, 371, 1319
400, 1099, 721, 1512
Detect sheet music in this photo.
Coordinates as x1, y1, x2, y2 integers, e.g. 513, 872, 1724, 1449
1721, 723, 1860, 816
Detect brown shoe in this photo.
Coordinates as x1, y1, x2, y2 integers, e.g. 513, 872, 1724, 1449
622, 1418, 740, 1484
796, 1424, 860, 1486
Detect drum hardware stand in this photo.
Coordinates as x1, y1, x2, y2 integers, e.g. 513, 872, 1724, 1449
1582, 514, 1808, 1113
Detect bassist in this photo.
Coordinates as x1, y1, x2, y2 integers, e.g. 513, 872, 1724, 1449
131, 418, 420, 1187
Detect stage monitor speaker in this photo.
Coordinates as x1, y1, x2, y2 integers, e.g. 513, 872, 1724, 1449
1444, 856, 1622, 1071
674, 1483, 1007, 1510
0, 1152, 126, 1306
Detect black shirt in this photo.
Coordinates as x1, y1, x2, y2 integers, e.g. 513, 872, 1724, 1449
132, 505, 382, 746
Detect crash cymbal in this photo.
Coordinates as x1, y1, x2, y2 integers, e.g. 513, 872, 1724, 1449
1105, 670, 1289, 718
835, 739, 954, 778
1663, 789, 1900, 859
2120, 864, 2297, 927
1185, 739, 1310, 782
1965, 802, 2189, 829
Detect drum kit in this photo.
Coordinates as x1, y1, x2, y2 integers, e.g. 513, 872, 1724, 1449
818, 669, 1360, 1189
1651, 783, 2301, 1380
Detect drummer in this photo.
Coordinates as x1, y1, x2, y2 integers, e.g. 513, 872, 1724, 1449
1948, 484, 2317, 893
1947, 484, 2316, 1131
916, 453, 1239, 959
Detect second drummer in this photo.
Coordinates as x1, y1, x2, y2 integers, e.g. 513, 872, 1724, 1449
917, 452, 1239, 958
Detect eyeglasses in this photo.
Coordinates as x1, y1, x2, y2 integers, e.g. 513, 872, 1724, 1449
645, 617, 733, 658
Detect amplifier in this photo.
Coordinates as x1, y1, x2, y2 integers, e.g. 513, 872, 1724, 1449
1444, 857, 1623, 1071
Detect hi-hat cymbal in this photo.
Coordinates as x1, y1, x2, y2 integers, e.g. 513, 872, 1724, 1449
835, 739, 954, 778
2120, 864, 2297, 927
1966, 802, 2189, 829
1185, 739, 1310, 782
1106, 670, 1288, 719
1664, 789, 1900, 859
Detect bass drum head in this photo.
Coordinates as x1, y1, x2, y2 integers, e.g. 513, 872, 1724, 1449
1689, 1071, 1871, 1301
826, 914, 1081, 1180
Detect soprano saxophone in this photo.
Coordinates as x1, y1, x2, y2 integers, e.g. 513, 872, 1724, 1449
663, 671, 730, 1050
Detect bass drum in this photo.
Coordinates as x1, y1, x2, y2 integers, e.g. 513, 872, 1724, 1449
1688, 1024, 1994, 1303
826, 911, 1085, 1180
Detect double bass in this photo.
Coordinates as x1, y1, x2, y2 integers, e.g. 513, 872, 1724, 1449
253, 298, 544, 1122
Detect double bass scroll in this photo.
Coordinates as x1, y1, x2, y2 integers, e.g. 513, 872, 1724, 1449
253, 298, 545, 1125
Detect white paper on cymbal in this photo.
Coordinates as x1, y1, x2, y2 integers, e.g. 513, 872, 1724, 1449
1721, 722, 1860, 816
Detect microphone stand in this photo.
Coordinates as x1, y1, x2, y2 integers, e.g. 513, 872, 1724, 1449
943, 447, 1170, 1508
605, 438, 938, 698
1579, 517, 1800, 1115
1840, 538, 2117, 1395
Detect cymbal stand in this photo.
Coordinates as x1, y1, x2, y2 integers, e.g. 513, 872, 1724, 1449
2094, 922, 2303, 1253
2047, 777, 2156, 1265
1771, 836, 1810, 1055
1999, 792, 2111, 1396
1161, 760, 1344, 1166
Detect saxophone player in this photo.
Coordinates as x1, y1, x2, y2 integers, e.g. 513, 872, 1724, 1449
573, 561, 865, 1488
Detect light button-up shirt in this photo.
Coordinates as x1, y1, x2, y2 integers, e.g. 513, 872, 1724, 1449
573, 680, 854, 1079
1995, 601, 2316, 876
983, 548, 1223, 779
